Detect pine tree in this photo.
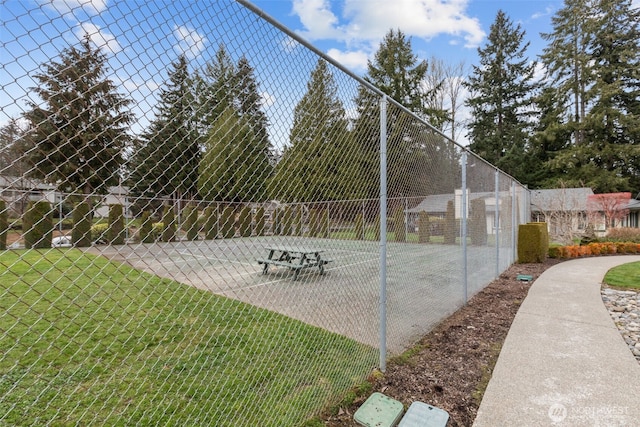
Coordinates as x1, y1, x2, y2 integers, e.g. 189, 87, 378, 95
128, 55, 199, 201
198, 107, 271, 202
354, 29, 455, 200
270, 59, 349, 203
0, 118, 30, 177
24, 35, 133, 195
465, 10, 538, 183
540, 0, 595, 147
543, 0, 640, 192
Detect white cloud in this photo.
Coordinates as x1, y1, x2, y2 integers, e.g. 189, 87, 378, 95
40, 0, 108, 16
75, 23, 120, 54
326, 48, 368, 72
173, 25, 207, 59
280, 35, 300, 53
292, 0, 485, 49
261, 91, 276, 107
292, 0, 343, 40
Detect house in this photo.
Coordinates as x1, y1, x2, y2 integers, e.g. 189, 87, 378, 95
1, 175, 132, 218
406, 189, 526, 235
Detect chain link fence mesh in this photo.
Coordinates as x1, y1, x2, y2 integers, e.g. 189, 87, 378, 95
1, 0, 530, 425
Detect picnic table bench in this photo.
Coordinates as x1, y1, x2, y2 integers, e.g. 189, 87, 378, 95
257, 246, 331, 280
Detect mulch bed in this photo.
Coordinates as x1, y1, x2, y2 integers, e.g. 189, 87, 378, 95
320, 258, 562, 426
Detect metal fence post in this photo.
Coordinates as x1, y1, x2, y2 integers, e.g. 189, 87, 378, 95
379, 95, 388, 372
461, 151, 468, 303
495, 169, 500, 278
512, 181, 517, 262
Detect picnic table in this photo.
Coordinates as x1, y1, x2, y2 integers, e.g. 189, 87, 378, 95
257, 246, 331, 280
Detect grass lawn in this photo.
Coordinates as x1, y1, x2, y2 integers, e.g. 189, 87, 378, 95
603, 261, 640, 290
0, 249, 376, 426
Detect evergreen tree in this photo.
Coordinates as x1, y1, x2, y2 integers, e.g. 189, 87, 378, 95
540, 0, 595, 147
24, 35, 133, 195
354, 29, 455, 200
128, 55, 199, 201
0, 118, 30, 177
543, 0, 640, 192
271, 59, 349, 202
465, 10, 538, 183
198, 107, 271, 202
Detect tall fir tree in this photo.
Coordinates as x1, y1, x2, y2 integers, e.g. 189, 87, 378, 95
271, 59, 349, 202
354, 29, 455, 200
540, 0, 595, 147
198, 107, 272, 202
128, 55, 200, 201
544, 0, 640, 192
24, 35, 133, 195
465, 10, 538, 183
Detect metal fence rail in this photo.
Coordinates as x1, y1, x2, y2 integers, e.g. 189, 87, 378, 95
1, 0, 529, 425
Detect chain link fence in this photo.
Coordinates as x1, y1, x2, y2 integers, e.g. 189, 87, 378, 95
1, 0, 530, 425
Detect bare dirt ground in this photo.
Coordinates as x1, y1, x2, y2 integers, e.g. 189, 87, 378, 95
320, 258, 563, 427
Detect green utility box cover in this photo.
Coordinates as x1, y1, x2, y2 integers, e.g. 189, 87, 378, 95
397, 401, 449, 427
517, 274, 533, 281
354, 392, 404, 427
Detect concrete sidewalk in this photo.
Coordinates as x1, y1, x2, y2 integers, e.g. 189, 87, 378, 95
474, 256, 640, 427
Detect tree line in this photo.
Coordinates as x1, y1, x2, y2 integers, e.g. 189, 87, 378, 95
1, 0, 639, 212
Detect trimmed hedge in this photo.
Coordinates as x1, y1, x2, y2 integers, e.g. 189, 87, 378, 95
203, 206, 218, 240
0, 200, 7, 250
393, 207, 405, 242
255, 207, 265, 236
355, 213, 365, 241
238, 205, 252, 237
220, 205, 235, 239
139, 211, 154, 243
443, 200, 456, 245
418, 212, 430, 243
469, 198, 487, 246
24, 200, 53, 249
183, 205, 199, 241
108, 204, 125, 245
72, 202, 92, 247
161, 205, 176, 242
518, 223, 548, 263
549, 241, 640, 258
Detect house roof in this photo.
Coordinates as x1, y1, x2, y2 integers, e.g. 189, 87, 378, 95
530, 188, 594, 212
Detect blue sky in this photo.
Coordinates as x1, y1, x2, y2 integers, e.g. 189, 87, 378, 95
252, 0, 564, 73
2, 0, 638, 147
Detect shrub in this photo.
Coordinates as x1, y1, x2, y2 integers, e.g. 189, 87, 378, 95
319, 208, 329, 238
203, 206, 218, 240
283, 206, 295, 236
108, 204, 125, 245
354, 213, 365, 241
255, 206, 265, 236
417, 212, 430, 243
443, 200, 456, 245
72, 202, 92, 247
24, 200, 53, 249
469, 198, 487, 246
183, 205, 199, 241
238, 205, 252, 237
518, 223, 547, 263
139, 211, 154, 243
0, 200, 7, 250
292, 206, 303, 236
91, 223, 109, 243
606, 227, 640, 243
161, 205, 176, 242
308, 208, 320, 237
220, 205, 236, 238
393, 207, 405, 242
